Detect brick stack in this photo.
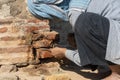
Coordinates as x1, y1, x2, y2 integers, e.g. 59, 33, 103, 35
0, 18, 50, 65
32, 31, 59, 60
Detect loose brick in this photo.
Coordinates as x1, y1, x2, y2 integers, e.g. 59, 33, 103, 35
32, 31, 59, 41
0, 27, 8, 33
32, 39, 52, 48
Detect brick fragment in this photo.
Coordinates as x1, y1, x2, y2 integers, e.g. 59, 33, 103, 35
0, 19, 13, 24
32, 31, 59, 41
0, 27, 8, 33
25, 26, 50, 32
0, 46, 30, 53
0, 36, 16, 41
32, 39, 52, 48
0, 52, 30, 65
26, 19, 49, 24
0, 36, 26, 41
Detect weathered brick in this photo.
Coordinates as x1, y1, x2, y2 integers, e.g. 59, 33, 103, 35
0, 52, 31, 65
0, 19, 13, 24
0, 40, 26, 47
0, 45, 30, 53
26, 19, 49, 24
0, 27, 8, 33
0, 36, 25, 41
32, 31, 59, 41
25, 26, 50, 32
32, 39, 52, 48
0, 36, 17, 41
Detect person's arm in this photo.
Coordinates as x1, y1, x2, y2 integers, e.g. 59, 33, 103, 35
68, 10, 83, 31
32, 0, 63, 4
65, 49, 81, 66
50, 47, 82, 66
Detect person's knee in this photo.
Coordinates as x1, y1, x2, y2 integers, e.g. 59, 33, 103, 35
74, 13, 92, 33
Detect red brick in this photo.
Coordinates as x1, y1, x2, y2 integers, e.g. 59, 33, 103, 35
0, 27, 8, 33
26, 19, 49, 24
0, 46, 30, 53
32, 31, 59, 41
44, 31, 59, 40
0, 36, 25, 41
26, 26, 39, 32
0, 36, 16, 41
0, 19, 13, 24
25, 26, 50, 32
26, 19, 42, 23
0, 52, 32, 65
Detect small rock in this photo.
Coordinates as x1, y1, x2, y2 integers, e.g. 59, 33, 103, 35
16, 63, 29, 67
0, 73, 19, 80
45, 74, 71, 80
0, 65, 17, 73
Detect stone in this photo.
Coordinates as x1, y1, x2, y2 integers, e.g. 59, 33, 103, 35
0, 65, 17, 72
0, 52, 32, 65
0, 4, 11, 18
0, 27, 8, 33
0, 18, 13, 24
45, 74, 71, 80
32, 39, 53, 48
0, 45, 29, 53
0, 65, 17, 73
0, 0, 16, 4
0, 73, 19, 80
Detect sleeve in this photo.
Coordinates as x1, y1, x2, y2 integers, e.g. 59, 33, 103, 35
65, 49, 81, 66
68, 10, 83, 31
69, 0, 91, 9
68, 0, 91, 31
32, 0, 63, 4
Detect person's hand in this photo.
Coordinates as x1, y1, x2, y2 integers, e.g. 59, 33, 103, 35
50, 47, 67, 58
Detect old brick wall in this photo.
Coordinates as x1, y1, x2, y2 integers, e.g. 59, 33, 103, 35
0, 0, 73, 65
0, 18, 50, 65
0, 0, 51, 65
0, 1, 78, 80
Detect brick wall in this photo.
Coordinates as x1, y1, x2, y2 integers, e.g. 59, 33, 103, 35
0, 0, 73, 65
0, 17, 50, 65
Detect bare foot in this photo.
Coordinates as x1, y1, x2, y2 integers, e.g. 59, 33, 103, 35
103, 72, 120, 80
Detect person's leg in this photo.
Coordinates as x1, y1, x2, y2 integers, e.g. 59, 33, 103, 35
74, 12, 111, 79
74, 12, 110, 65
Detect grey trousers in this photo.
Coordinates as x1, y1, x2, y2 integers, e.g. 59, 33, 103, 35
74, 12, 110, 66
